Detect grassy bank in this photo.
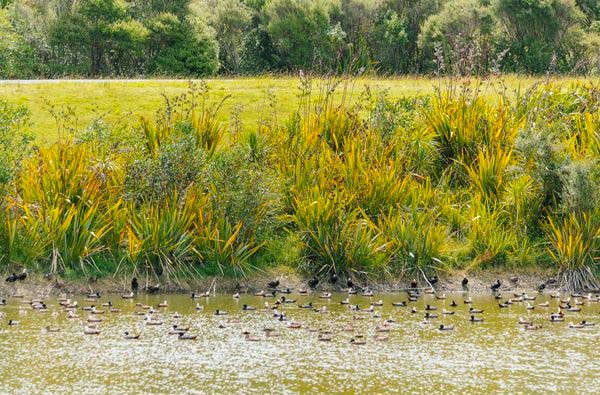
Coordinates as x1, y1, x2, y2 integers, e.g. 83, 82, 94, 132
1, 76, 597, 141
0, 76, 599, 291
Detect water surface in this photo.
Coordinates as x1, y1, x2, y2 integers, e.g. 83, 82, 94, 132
0, 292, 598, 394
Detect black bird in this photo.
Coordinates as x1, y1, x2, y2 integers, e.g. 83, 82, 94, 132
410, 279, 418, 288
268, 280, 280, 289
490, 280, 501, 291
131, 278, 139, 293
461, 277, 469, 287
429, 276, 438, 286
330, 273, 338, 284
308, 277, 319, 289
538, 283, 546, 292
16, 269, 27, 281
5, 273, 17, 283
347, 278, 354, 289
0, 299, 6, 305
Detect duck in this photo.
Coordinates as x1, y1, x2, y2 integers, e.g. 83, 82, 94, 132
318, 333, 332, 342
87, 315, 102, 323
538, 301, 549, 307
425, 304, 437, 311
526, 303, 535, 310
362, 289, 374, 297
438, 324, 454, 331
464, 297, 472, 304
280, 296, 296, 304
320, 292, 332, 299
375, 333, 390, 342
461, 277, 469, 288
233, 292, 240, 299
435, 294, 447, 300
121, 292, 134, 299
525, 324, 543, 330
580, 320, 595, 327
392, 301, 407, 307
157, 300, 168, 308
45, 326, 60, 333
518, 317, 533, 325
0, 299, 7, 306
242, 304, 256, 311
340, 298, 350, 305
450, 300, 458, 307
410, 279, 418, 288
298, 288, 308, 294
411, 307, 417, 314
371, 300, 383, 307
215, 309, 228, 316
124, 331, 140, 339
195, 303, 204, 311
168, 325, 189, 335
469, 307, 484, 314
287, 322, 302, 329
469, 315, 483, 322
299, 302, 313, 309
192, 291, 210, 299
441, 309, 455, 315
424, 312, 438, 319
67, 311, 80, 319
242, 331, 261, 342
178, 332, 198, 340
350, 337, 366, 345
568, 322, 585, 329
7, 320, 18, 326
83, 326, 101, 335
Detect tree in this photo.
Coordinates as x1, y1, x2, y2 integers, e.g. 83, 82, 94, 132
264, 0, 337, 71
146, 13, 219, 76
495, 0, 588, 73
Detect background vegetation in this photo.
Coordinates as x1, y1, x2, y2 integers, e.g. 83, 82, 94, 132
0, 77, 598, 291
1, 0, 600, 78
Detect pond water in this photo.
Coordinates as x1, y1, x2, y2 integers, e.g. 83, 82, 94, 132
0, 291, 598, 394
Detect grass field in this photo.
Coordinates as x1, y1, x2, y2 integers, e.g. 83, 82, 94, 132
1, 75, 598, 142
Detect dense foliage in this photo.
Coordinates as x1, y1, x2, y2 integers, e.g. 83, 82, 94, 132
1, 0, 599, 77
0, 78, 598, 291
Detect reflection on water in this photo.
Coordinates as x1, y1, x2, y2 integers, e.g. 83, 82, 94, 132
0, 291, 598, 394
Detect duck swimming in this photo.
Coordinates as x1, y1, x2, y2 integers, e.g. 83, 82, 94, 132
124, 331, 140, 339
470, 315, 483, 322
438, 324, 454, 331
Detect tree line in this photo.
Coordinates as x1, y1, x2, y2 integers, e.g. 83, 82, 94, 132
1, 0, 599, 78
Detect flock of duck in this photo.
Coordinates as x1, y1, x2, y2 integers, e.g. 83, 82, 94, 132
1, 275, 598, 344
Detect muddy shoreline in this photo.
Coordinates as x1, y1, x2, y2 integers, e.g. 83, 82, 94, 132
0, 268, 580, 297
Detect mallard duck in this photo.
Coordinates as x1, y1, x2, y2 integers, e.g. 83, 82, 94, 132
195, 303, 203, 311
298, 288, 307, 294
7, 320, 18, 326
411, 307, 417, 314
526, 303, 535, 310
371, 300, 383, 307
87, 315, 102, 323
0, 299, 7, 306
518, 318, 532, 325
242, 331, 261, 341
350, 337, 366, 345
45, 326, 60, 333
340, 298, 350, 305
550, 316, 564, 322
538, 301, 549, 307
287, 322, 302, 329
469, 307, 484, 314
157, 301, 168, 308
450, 300, 458, 307
280, 296, 296, 304
233, 293, 240, 299
375, 334, 389, 341
424, 312, 438, 319
580, 320, 595, 327
215, 309, 228, 316
83, 326, 100, 335
442, 309, 455, 315
91, 306, 104, 315
392, 301, 407, 307
469, 315, 483, 322
435, 294, 447, 300
124, 331, 140, 339
67, 311, 79, 319
425, 304, 437, 311
568, 322, 585, 329
464, 297, 472, 304
192, 291, 210, 299
299, 302, 313, 309
172, 312, 182, 319
525, 324, 542, 330
242, 304, 256, 311
318, 333, 332, 342
362, 289, 374, 297
320, 292, 332, 299
438, 324, 454, 331
178, 332, 197, 340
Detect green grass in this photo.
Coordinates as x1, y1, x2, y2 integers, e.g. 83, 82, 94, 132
1, 75, 597, 141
